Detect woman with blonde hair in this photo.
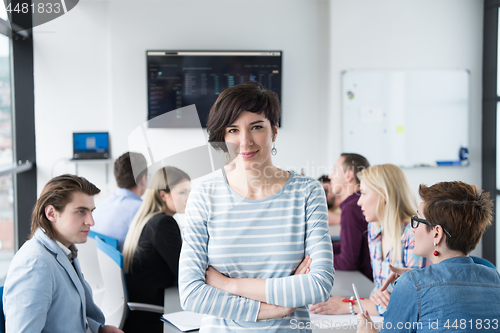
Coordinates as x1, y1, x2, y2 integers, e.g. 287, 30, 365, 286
310, 164, 427, 316
122, 166, 190, 333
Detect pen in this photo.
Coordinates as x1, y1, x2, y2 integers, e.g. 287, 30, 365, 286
352, 283, 365, 314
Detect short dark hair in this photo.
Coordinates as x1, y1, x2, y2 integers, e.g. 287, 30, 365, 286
318, 175, 330, 184
114, 152, 147, 189
419, 181, 493, 255
207, 82, 281, 152
340, 153, 370, 185
30, 174, 100, 240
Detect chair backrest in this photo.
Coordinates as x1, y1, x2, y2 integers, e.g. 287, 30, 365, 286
76, 233, 110, 307
95, 237, 128, 329
1, 286, 5, 333
89, 231, 119, 250
471, 256, 496, 269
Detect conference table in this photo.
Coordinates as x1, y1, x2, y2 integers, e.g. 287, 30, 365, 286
163, 270, 375, 332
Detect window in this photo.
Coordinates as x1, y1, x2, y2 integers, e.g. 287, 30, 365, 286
0, 1, 36, 283
483, 1, 500, 268
0, 32, 13, 282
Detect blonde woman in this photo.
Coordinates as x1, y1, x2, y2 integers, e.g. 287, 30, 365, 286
310, 164, 427, 316
122, 166, 190, 333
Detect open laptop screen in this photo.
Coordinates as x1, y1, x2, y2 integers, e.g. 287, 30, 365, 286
73, 132, 109, 159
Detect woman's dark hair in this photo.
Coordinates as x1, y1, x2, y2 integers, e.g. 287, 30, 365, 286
318, 175, 330, 184
30, 174, 100, 240
419, 181, 493, 255
206, 82, 281, 152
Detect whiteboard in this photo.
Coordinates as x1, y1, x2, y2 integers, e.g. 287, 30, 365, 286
342, 70, 470, 168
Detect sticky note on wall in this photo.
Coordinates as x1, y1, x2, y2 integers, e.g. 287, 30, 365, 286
396, 126, 405, 133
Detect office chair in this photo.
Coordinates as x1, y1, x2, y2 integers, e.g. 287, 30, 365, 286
95, 237, 164, 329
90, 231, 118, 249
470, 256, 496, 269
77, 231, 119, 307
1, 286, 4, 333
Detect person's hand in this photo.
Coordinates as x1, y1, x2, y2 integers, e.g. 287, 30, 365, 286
309, 296, 346, 315
369, 288, 391, 309
380, 264, 411, 291
369, 264, 411, 309
293, 255, 311, 275
205, 266, 231, 292
356, 311, 379, 333
98, 325, 124, 333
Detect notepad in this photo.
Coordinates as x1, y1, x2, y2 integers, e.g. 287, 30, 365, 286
161, 311, 203, 332
309, 313, 384, 329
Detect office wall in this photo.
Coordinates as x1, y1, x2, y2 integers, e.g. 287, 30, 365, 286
328, 0, 484, 191
33, 0, 332, 200
34, 0, 483, 192
33, 0, 112, 199
107, 0, 331, 184
32, 0, 485, 253
327, 0, 484, 256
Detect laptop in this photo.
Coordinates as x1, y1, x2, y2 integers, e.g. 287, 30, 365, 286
72, 132, 110, 160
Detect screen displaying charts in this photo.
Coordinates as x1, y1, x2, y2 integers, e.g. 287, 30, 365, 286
147, 51, 282, 128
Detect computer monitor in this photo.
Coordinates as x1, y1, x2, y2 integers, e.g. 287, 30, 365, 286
72, 132, 109, 160
146, 51, 282, 128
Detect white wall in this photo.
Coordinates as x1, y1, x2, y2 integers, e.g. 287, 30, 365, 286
107, 0, 331, 182
34, 0, 112, 200
34, 0, 332, 199
328, 0, 484, 191
328, 0, 484, 257
33, 0, 486, 253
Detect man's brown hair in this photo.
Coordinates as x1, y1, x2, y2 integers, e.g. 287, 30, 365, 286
207, 82, 281, 152
419, 181, 493, 255
114, 152, 147, 189
30, 174, 100, 240
340, 153, 370, 185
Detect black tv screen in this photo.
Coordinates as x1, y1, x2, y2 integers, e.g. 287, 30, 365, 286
147, 51, 282, 128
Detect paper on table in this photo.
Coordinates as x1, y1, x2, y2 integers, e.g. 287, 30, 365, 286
309, 313, 384, 329
161, 311, 203, 332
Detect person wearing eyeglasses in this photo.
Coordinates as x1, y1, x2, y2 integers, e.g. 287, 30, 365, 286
310, 164, 428, 317
357, 181, 500, 333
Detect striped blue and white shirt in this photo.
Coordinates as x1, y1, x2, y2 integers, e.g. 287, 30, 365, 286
179, 171, 335, 332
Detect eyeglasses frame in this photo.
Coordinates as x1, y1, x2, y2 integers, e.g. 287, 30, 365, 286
411, 215, 452, 238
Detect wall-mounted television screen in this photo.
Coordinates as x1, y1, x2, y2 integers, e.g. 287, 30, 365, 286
147, 51, 282, 128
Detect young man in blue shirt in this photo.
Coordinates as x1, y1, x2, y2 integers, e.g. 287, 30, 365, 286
92, 152, 147, 251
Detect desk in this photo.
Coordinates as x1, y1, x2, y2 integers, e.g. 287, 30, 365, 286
330, 270, 373, 298
68, 159, 112, 183
163, 287, 184, 333
164, 270, 374, 332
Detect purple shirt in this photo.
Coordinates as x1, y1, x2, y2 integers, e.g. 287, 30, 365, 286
332, 191, 372, 279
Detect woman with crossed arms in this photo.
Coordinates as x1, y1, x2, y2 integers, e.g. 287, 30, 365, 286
178, 82, 334, 332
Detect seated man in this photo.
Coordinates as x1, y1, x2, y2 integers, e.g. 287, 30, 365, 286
318, 174, 341, 225
329, 153, 372, 279
3, 174, 123, 333
92, 152, 147, 250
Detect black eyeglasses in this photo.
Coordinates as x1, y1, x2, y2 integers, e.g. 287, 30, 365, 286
411, 215, 452, 238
